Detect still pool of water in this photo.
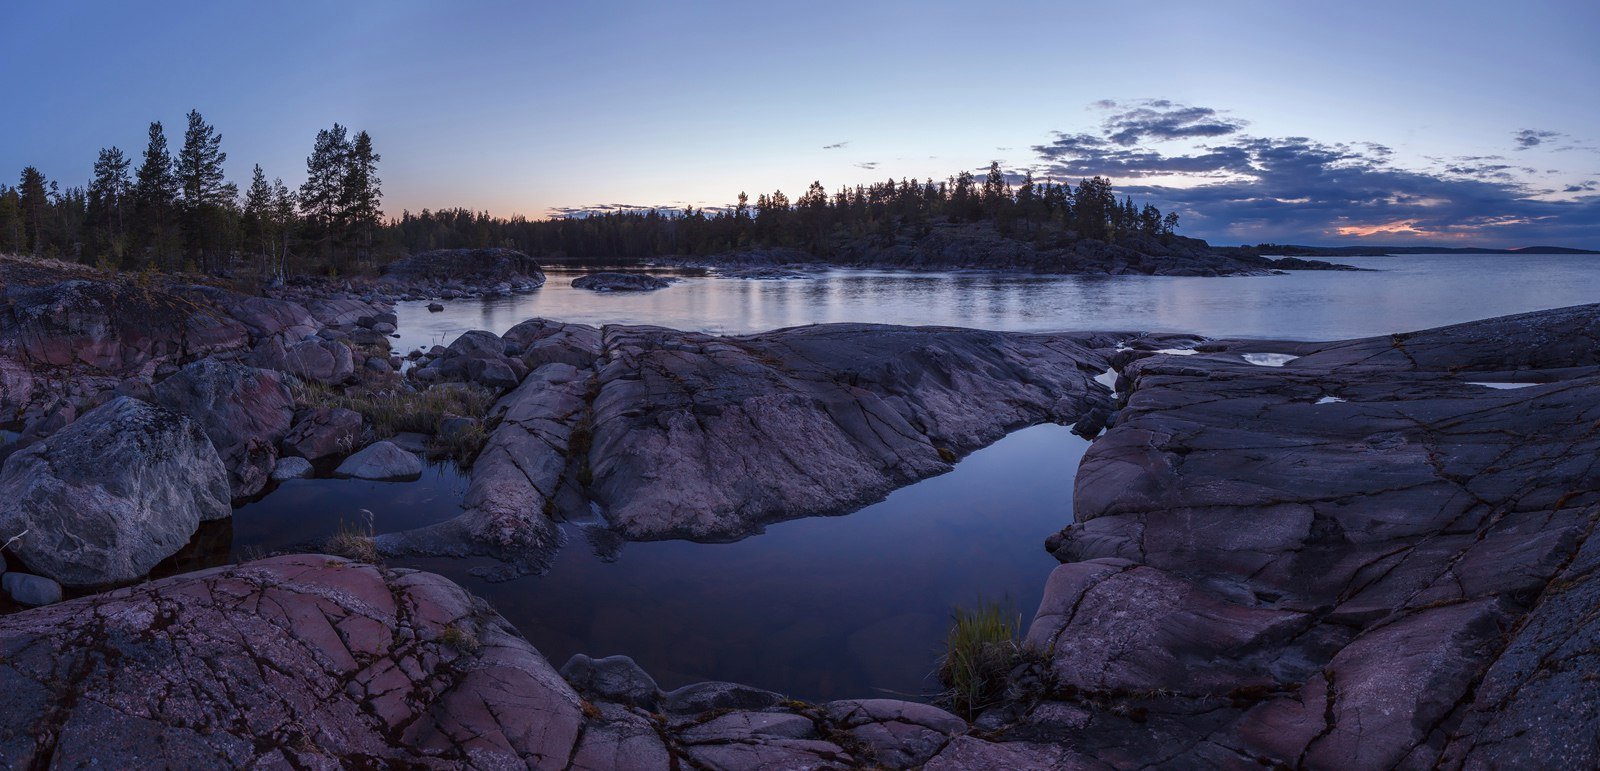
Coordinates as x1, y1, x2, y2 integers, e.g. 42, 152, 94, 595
234, 424, 1086, 700
233, 253, 1600, 700
392, 253, 1600, 353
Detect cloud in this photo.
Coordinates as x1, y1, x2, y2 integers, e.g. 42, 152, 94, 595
1026, 103, 1600, 246
822, 141, 850, 150
1515, 129, 1560, 150
1099, 99, 1246, 145
853, 161, 879, 170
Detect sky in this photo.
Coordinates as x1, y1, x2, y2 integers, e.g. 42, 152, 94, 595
2, 0, 1598, 247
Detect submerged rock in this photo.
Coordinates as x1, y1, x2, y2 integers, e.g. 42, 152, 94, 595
571, 272, 672, 292
0, 396, 229, 587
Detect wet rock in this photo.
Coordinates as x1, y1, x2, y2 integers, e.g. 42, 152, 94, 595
333, 440, 422, 481
281, 407, 363, 462
571, 272, 672, 292
559, 653, 661, 710
0, 396, 229, 587
154, 358, 294, 499
427, 302, 444, 312
269, 456, 313, 481
2, 572, 63, 606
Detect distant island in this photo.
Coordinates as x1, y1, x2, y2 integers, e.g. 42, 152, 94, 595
1239, 243, 1599, 257
1, 112, 1353, 280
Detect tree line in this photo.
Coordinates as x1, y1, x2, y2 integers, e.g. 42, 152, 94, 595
0, 110, 383, 277
386, 163, 1180, 261
4, 118, 1181, 274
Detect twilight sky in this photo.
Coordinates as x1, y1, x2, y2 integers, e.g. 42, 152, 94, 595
3, 0, 1597, 246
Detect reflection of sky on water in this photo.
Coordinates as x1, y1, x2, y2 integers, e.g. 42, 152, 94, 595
233, 425, 1086, 701
393, 254, 1600, 355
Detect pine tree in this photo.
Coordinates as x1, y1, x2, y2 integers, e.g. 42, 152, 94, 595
243, 164, 273, 257
174, 110, 230, 268
133, 121, 178, 266
0, 186, 21, 254
300, 124, 350, 262
18, 167, 50, 256
339, 130, 382, 258
88, 147, 132, 262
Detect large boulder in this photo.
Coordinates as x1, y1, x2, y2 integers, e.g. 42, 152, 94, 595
249, 337, 355, 384
571, 272, 672, 292
0, 556, 587, 767
154, 359, 295, 498
282, 407, 364, 462
0, 396, 229, 587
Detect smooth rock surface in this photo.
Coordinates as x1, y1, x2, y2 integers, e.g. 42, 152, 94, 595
333, 440, 422, 481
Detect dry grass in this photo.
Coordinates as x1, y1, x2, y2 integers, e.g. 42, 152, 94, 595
440, 623, 481, 653
292, 380, 497, 462
324, 510, 379, 563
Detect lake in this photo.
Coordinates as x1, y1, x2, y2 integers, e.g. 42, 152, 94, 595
236, 253, 1600, 700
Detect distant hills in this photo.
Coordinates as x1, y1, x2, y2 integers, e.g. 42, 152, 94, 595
1244, 244, 1599, 257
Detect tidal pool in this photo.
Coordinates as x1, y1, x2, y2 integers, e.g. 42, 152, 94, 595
233, 424, 1087, 700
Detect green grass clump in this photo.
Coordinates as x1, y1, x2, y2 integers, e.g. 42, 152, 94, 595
937, 599, 1025, 720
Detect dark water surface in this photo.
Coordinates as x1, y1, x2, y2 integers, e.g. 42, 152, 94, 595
234, 253, 1600, 700
234, 425, 1086, 700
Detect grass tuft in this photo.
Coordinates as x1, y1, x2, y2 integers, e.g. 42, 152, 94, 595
936, 598, 1027, 720
440, 623, 481, 653
324, 510, 379, 563
292, 380, 497, 463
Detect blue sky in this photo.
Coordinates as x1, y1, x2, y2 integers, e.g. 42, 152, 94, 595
3, 0, 1597, 246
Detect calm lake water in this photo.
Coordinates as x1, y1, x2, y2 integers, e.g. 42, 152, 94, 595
233, 253, 1600, 700
391, 253, 1600, 353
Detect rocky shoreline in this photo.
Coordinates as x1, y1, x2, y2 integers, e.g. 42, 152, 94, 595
1, 250, 1596, 767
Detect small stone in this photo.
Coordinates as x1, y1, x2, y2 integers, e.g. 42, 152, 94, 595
270, 456, 314, 481
334, 441, 423, 481
3, 572, 64, 606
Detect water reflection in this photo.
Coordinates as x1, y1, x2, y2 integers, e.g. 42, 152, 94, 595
392, 254, 1600, 355
232, 424, 1087, 700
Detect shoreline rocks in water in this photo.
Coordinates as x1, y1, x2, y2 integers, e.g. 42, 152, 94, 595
571, 271, 673, 291
1022, 304, 1600, 768
0, 554, 1039, 768
377, 320, 1119, 576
